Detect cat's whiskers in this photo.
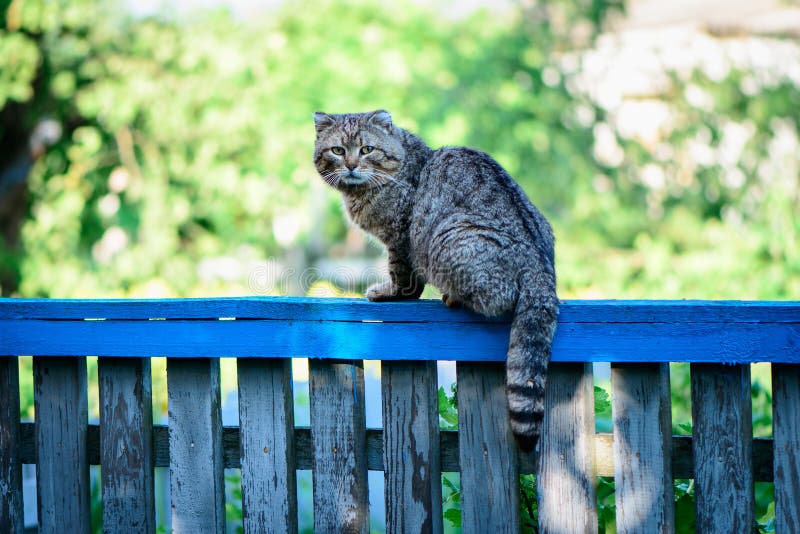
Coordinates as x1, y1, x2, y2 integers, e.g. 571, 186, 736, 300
366, 170, 407, 188
320, 170, 342, 187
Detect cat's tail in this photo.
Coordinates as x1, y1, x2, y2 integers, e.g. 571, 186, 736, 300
506, 271, 558, 453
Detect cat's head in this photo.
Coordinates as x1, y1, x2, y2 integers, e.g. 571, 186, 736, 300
313, 110, 406, 190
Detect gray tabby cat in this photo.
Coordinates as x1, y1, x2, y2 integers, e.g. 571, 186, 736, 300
313, 110, 558, 451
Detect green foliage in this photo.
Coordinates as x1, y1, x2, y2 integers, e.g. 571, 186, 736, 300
520, 474, 537, 532
438, 384, 458, 430
2, 0, 798, 301
442, 475, 462, 530
674, 479, 696, 534
757, 501, 776, 533
225, 472, 244, 534
0, 30, 39, 106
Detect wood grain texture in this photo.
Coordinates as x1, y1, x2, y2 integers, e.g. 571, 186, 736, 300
537, 362, 597, 534
456, 362, 519, 534
691, 363, 753, 533
167, 358, 225, 533
772, 363, 800, 532
34, 356, 91, 534
0, 356, 23, 533
16, 423, 778, 478
2, 299, 799, 364
611, 363, 674, 533
3, 297, 799, 322
237, 358, 297, 533
381, 361, 442, 534
98, 357, 155, 532
4, 319, 799, 364
309, 360, 368, 534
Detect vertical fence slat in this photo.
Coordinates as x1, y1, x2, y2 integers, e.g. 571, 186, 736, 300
456, 362, 519, 534
34, 356, 91, 534
772, 363, 800, 532
309, 359, 368, 534
691, 363, 753, 533
382, 360, 442, 534
611, 362, 674, 533
167, 357, 225, 533
98, 357, 155, 531
537, 362, 597, 533
237, 358, 297, 533
1, 356, 23, 532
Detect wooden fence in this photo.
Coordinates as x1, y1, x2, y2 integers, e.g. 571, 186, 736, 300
1, 297, 799, 533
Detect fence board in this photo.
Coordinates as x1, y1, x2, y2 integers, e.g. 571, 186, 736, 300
691, 363, 753, 533
237, 358, 298, 533
457, 362, 519, 534
612, 363, 674, 533
98, 357, 155, 531
772, 363, 800, 532
167, 357, 225, 533
382, 361, 442, 534
1, 356, 23, 533
537, 362, 597, 533
309, 359, 369, 533
34, 356, 91, 534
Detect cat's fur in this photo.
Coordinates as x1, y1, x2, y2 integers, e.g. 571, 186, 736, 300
313, 110, 558, 451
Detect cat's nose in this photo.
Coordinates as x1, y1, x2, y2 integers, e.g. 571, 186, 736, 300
345, 162, 357, 170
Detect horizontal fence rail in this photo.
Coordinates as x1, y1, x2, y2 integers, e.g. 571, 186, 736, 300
1, 297, 799, 533
8, 423, 779, 480
2, 298, 799, 362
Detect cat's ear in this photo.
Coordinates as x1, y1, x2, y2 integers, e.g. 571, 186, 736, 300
367, 110, 393, 133
313, 112, 336, 134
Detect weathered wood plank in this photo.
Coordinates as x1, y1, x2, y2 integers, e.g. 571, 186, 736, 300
167, 358, 225, 533
237, 358, 297, 533
4, 297, 799, 323
456, 362, 519, 534
612, 363, 674, 533
381, 361, 442, 534
309, 359, 368, 534
0, 356, 23, 533
537, 362, 597, 533
5, 318, 799, 364
34, 356, 91, 534
691, 363, 753, 533
98, 357, 155, 531
772, 363, 800, 532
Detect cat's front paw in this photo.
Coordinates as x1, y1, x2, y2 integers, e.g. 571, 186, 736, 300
366, 281, 396, 301
441, 293, 463, 308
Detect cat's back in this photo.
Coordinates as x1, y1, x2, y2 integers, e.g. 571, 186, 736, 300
415, 146, 553, 247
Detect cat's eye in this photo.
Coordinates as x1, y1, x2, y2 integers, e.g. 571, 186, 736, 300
331, 146, 345, 155
360, 146, 374, 155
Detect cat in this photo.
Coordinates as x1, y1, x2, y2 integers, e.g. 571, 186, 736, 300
313, 110, 558, 452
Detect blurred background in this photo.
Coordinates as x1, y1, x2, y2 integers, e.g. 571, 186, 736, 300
1, 0, 797, 532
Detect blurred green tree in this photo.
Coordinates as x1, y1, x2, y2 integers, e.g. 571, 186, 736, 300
0, 0, 796, 301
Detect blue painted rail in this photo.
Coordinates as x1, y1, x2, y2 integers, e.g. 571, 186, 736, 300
2, 298, 799, 362
1, 297, 799, 533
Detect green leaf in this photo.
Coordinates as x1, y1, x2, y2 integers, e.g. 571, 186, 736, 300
438, 385, 458, 430
444, 507, 462, 528
594, 386, 611, 415
442, 475, 459, 494
757, 501, 775, 533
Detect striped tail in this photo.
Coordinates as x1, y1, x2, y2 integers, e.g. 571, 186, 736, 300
505, 282, 558, 453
